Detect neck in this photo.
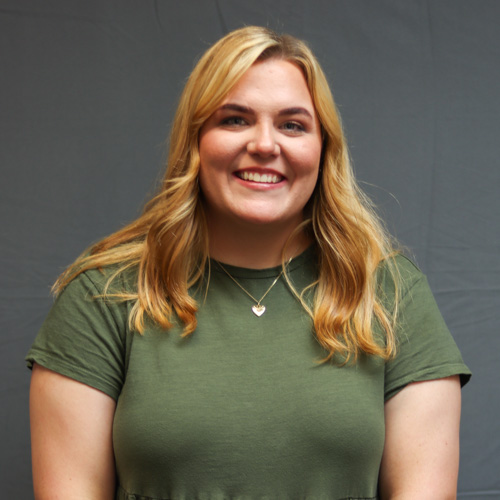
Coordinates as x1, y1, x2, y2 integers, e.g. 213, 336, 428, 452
207, 219, 312, 269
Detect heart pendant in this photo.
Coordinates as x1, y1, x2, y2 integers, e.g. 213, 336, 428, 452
252, 304, 266, 317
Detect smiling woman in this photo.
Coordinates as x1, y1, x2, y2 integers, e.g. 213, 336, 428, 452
199, 59, 322, 265
26, 26, 470, 499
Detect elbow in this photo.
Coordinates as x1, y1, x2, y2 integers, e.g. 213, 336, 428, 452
380, 486, 457, 500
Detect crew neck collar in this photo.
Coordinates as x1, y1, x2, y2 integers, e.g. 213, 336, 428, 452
211, 245, 316, 279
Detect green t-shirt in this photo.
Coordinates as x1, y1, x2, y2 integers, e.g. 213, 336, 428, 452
26, 249, 470, 499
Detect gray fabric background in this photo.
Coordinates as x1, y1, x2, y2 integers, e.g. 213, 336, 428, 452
1, 0, 499, 497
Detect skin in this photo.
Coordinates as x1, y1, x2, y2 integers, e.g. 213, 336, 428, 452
380, 376, 462, 499
30, 59, 462, 498
30, 364, 116, 499
198, 59, 323, 268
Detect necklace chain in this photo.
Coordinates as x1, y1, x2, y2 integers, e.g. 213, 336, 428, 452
216, 261, 289, 317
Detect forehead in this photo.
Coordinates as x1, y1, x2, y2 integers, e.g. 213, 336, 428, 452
221, 59, 315, 109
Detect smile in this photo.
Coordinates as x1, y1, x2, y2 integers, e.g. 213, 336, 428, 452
236, 171, 283, 184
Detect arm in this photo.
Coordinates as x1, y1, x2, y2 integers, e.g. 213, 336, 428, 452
379, 376, 462, 500
30, 363, 117, 499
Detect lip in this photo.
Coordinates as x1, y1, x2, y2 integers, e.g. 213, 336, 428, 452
233, 167, 285, 186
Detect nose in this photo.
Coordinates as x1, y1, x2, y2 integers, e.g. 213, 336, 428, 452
247, 123, 280, 157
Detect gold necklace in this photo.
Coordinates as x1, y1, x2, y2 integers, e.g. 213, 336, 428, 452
216, 261, 288, 316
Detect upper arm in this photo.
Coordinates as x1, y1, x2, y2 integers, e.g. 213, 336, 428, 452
30, 363, 117, 499
379, 376, 462, 500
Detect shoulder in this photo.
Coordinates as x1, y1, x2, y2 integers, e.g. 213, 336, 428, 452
382, 253, 472, 396
376, 253, 426, 307
46, 262, 139, 339
60, 261, 139, 298
377, 252, 423, 281
27, 262, 138, 400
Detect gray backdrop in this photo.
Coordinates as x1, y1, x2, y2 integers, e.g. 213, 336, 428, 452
1, 0, 499, 497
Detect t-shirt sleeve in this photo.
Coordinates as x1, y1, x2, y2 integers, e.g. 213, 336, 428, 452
26, 270, 129, 401
383, 256, 471, 401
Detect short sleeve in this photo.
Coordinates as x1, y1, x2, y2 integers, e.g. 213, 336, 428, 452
383, 256, 471, 401
26, 270, 130, 400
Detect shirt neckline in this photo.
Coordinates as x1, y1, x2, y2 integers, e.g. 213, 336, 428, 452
210, 245, 316, 280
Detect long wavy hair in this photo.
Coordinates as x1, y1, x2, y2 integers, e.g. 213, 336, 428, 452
54, 26, 399, 361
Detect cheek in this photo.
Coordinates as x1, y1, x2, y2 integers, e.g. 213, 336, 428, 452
292, 142, 322, 177
199, 137, 216, 172
199, 132, 237, 172
291, 142, 322, 202
198, 135, 231, 203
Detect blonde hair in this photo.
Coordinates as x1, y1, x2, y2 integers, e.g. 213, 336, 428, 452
54, 26, 399, 361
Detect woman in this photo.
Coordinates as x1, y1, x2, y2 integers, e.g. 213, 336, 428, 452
27, 26, 470, 499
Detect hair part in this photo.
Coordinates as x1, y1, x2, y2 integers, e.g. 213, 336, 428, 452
54, 26, 399, 361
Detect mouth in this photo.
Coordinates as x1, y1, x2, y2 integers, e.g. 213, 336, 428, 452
235, 170, 284, 184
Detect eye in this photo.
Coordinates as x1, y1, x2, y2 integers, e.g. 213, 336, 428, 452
221, 116, 247, 127
281, 121, 305, 133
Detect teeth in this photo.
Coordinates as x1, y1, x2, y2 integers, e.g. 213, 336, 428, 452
240, 172, 281, 184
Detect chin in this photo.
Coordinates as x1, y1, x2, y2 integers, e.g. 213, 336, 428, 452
235, 212, 303, 229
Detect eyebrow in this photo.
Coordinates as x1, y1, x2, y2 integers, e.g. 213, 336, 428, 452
218, 103, 314, 119
279, 107, 313, 119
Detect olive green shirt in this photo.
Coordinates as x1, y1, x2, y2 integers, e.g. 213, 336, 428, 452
27, 249, 470, 499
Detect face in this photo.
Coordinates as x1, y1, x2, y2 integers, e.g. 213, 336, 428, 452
198, 59, 322, 235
